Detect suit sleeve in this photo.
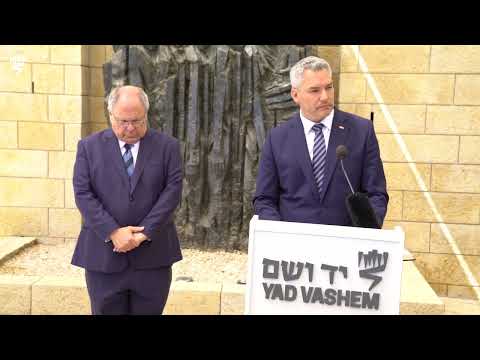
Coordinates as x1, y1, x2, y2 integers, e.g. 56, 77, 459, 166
73, 140, 120, 242
253, 131, 282, 221
140, 139, 183, 240
361, 122, 389, 226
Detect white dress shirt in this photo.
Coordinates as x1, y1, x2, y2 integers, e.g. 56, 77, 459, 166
300, 109, 334, 161
118, 139, 140, 166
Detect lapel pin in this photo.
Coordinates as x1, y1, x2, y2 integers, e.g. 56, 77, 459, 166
338, 125, 345, 130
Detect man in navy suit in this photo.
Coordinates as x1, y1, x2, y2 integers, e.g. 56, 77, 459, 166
254, 56, 388, 227
71, 85, 183, 315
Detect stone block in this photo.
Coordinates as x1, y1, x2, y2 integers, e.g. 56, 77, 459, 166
366, 74, 454, 105
88, 45, 106, 67
0, 45, 49, 63
317, 46, 340, 73
49, 151, 76, 179
382, 221, 430, 253
221, 282, 245, 315
48, 208, 81, 238
371, 104, 426, 134
0, 177, 64, 207
431, 45, 480, 73
338, 73, 366, 103
31, 275, 90, 315
164, 281, 221, 315
0, 121, 17, 148
399, 260, 444, 314
64, 65, 89, 95
384, 190, 403, 221
65, 123, 85, 151
0, 92, 48, 121
340, 45, 358, 72
431, 164, 480, 193
0, 275, 41, 314
378, 134, 458, 163
442, 296, 480, 314
32, 63, 64, 94
426, 105, 480, 135
0, 61, 32, 92
454, 75, 480, 105
89, 67, 105, 96
48, 95, 86, 123
459, 136, 480, 164
88, 122, 109, 135
431, 224, 480, 256
36, 237, 65, 245
0, 149, 48, 177
0, 208, 48, 237
384, 163, 431, 191
447, 285, 480, 301
337, 103, 356, 114
105, 46, 114, 62
403, 192, 480, 224
18, 122, 63, 150
89, 96, 108, 123
413, 252, 480, 286
429, 283, 448, 297
359, 45, 430, 73
50, 46, 86, 65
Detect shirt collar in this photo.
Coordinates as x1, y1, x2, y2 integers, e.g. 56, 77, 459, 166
118, 139, 140, 150
300, 109, 334, 134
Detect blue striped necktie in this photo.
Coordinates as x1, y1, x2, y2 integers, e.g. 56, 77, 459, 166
123, 143, 134, 177
312, 123, 326, 194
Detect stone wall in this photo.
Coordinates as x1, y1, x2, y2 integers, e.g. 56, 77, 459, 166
338, 45, 480, 299
0, 45, 112, 246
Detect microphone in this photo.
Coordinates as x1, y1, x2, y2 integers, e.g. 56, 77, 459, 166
336, 145, 380, 229
336, 145, 354, 194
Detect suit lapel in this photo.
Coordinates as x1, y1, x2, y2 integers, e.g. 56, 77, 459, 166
104, 129, 130, 187
319, 109, 349, 203
291, 115, 321, 201
130, 129, 154, 194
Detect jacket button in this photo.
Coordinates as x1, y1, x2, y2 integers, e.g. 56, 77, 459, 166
129, 195, 134, 201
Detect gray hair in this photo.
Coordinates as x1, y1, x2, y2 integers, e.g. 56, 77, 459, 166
290, 56, 332, 88
107, 86, 150, 114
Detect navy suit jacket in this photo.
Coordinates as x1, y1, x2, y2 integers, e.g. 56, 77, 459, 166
71, 128, 183, 273
253, 109, 388, 227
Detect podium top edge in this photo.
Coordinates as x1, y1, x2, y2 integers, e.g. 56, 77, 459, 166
251, 218, 404, 243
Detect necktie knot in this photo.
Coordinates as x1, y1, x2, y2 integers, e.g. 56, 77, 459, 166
124, 143, 131, 151
312, 123, 324, 133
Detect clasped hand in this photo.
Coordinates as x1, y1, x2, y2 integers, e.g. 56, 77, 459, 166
110, 226, 147, 253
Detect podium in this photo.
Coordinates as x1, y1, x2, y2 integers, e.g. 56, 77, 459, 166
245, 216, 404, 314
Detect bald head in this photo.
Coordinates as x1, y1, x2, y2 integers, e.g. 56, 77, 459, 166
107, 85, 150, 115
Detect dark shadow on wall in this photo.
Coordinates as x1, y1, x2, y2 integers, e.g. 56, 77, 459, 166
101, 45, 342, 251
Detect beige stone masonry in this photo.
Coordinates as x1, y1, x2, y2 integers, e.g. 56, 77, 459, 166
31, 275, 90, 315
0, 275, 41, 314
0, 149, 48, 177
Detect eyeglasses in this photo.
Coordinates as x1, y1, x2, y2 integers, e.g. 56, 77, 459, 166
113, 117, 146, 128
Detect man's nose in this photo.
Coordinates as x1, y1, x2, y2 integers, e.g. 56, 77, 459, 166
319, 89, 328, 100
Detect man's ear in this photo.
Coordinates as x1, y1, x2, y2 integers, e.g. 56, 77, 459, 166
291, 87, 299, 105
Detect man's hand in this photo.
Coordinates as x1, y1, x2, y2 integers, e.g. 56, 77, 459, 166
110, 226, 144, 253
132, 232, 148, 247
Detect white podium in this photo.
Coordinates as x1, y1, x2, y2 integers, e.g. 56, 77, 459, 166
245, 216, 404, 315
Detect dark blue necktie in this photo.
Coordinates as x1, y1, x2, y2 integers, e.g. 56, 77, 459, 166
123, 143, 134, 177
312, 123, 326, 194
